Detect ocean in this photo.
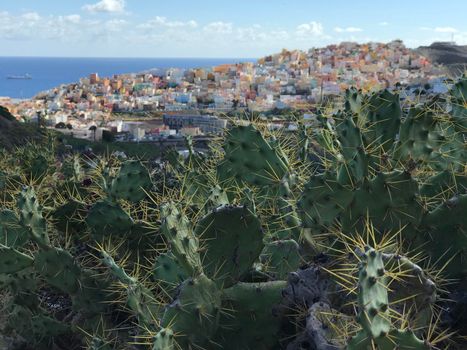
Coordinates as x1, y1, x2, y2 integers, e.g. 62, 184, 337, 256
0, 57, 256, 99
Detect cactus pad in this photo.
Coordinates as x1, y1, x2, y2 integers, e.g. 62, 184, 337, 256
17, 187, 49, 246
195, 205, 263, 287
110, 160, 152, 202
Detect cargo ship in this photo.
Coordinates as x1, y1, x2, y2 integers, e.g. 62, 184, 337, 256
6, 74, 32, 80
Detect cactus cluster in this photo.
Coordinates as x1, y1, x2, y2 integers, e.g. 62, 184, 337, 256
0, 76, 466, 349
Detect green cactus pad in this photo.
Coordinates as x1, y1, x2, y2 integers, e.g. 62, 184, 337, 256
0, 209, 29, 247
205, 185, 229, 211
298, 173, 354, 233
101, 250, 136, 285
8, 305, 69, 344
101, 250, 160, 326
449, 75, 467, 131
162, 274, 221, 348
259, 239, 301, 280
357, 247, 390, 338
345, 87, 364, 115
160, 203, 202, 275
217, 281, 287, 350
25, 154, 49, 180
195, 205, 263, 287
218, 124, 289, 187
86, 200, 134, 240
127, 283, 162, 327
420, 170, 467, 203
419, 194, 467, 278
347, 330, 371, 349
31, 314, 70, 338
17, 187, 49, 247
152, 328, 175, 350
72, 269, 111, 314
374, 329, 430, 350
382, 253, 436, 330
343, 170, 423, 234
61, 154, 82, 182
52, 200, 87, 235
394, 107, 464, 170
110, 160, 152, 202
335, 115, 369, 184
361, 89, 401, 153
0, 244, 33, 274
152, 251, 188, 295
34, 248, 81, 294
0, 267, 37, 293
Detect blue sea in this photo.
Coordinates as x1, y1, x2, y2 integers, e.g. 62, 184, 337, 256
0, 57, 256, 99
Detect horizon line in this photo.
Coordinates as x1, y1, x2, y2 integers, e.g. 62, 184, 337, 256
0, 55, 259, 60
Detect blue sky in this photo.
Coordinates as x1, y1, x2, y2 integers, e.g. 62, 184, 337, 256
1, 0, 466, 57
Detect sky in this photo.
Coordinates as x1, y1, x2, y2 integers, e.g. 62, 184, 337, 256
1, 0, 467, 58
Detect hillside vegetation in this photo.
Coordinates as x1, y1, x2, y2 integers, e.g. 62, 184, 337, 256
0, 106, 44, 150
0, 76, 466, 349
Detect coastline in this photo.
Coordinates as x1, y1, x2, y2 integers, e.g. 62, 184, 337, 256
0, 56, 256, 99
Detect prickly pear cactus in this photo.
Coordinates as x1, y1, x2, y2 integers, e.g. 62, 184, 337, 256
195, 205, 263, 287
161, 274, 221, 348
419, 194, 467, 278
152, 328, 175, 350
335, 115, 369, 184
101, 250, 161, 327
34, 248, 81, 294
152, 251, 188, 295
259, 239, 301, 280
357, 247, 390, 339
360, 89, 401, 154
216, 281, 287, 350
449, 75, 467, 131
342, 170, 423, 235
17, 187, 49, 246
218, 124, 289, 187
0, 244, 33, 274
160, 203, 202, 275
110, 160, 152, 202
0, 209, 29, 247
86, 200, 134, 240
298, 172, 353, 233
347, 247, 431, 350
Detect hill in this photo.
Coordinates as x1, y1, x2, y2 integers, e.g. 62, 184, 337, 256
417, 41, 467, 75
0, 106, 44, 149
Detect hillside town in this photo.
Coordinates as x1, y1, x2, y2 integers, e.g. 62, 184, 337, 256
2, 40, 450, 142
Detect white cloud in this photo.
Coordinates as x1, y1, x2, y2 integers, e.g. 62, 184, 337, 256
62, 15, 81, 24
204, 21, 233, 34
296, 22, 324, 37
236, 25, 268, 42
379, 22, 389, 26
83, 0, 125, 13
104, 19, 127, 31
0, 11, 125, 42
21, 12, 41, 21
334, 26, 363, 33
140, 16, 198, 29
434, 27, 458, 33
